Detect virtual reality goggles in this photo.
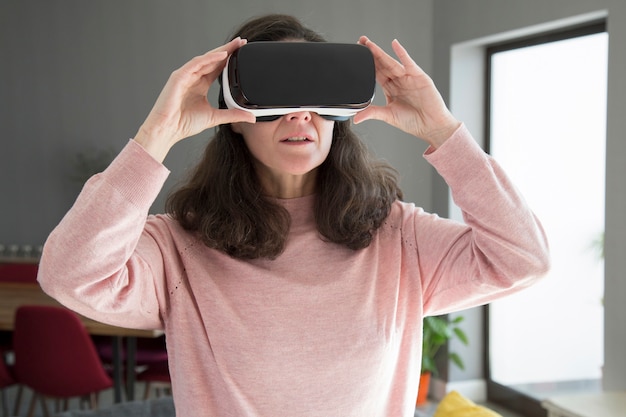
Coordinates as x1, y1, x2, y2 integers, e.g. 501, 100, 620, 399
218, 42, 376, 121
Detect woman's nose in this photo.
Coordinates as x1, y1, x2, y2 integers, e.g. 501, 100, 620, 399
285, 111, 312, 122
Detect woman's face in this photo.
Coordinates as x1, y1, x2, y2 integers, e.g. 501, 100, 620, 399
232, 111, 335, 198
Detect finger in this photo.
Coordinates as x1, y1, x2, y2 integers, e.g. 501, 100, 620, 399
167, 51, 234, 103
390, 38, 424, 76
168, 51, 228, 99
178, 37, 246, 82
212, 108, 256, 126
180, 51, 228, 80
352, 105, 390, 125
209, 36, 247, 56
359, 36, 405, 81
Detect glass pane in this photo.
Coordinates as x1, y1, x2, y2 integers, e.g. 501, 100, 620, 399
489, 31, 607, 398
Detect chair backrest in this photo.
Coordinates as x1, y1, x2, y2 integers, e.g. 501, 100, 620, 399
13, 305, 112, 398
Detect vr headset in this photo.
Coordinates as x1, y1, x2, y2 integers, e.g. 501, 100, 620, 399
219, 42, 376, 121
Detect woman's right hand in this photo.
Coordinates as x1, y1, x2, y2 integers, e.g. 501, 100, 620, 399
134, 37, 256, 162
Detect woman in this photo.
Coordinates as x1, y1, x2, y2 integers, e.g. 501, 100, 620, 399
38, 14, 549, 417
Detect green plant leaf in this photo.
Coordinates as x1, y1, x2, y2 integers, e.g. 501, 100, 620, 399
453, 327, 469, 346
449, 352, 465, 370
421, 314, 470, 376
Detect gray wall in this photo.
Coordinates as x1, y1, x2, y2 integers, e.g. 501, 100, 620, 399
3, 0, 625, 396
0, 0, 434, 247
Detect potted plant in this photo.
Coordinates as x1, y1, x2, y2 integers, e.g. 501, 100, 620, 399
417, 315, 469, 406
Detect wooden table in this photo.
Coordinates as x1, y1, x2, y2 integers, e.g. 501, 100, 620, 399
542, 392, 626, 417
0, 282, 163, 403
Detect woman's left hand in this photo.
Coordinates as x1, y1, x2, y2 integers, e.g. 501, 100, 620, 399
354, 36, 461, 148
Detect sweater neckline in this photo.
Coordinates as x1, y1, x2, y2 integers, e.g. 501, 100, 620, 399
273, 194, 316, 227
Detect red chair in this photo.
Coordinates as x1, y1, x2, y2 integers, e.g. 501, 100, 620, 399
0, 332, 22, 417
136, 361, 171, 400
93, 335, 168, 368
13, 305, 113, 417
92, 334, 168, 400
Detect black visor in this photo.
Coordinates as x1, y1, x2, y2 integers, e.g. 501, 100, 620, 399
219, 42, 375, 120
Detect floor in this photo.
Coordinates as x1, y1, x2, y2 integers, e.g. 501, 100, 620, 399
483, 403, 526, 417
2, 385, 525, 417
1, 384, 154, 417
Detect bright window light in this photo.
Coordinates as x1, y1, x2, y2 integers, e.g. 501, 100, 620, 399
489, 31, 608, 396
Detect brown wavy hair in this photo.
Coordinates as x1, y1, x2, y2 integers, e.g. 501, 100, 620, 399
166, 14, 403, 259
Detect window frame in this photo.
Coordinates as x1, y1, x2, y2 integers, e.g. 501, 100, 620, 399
483, 20, 607, 417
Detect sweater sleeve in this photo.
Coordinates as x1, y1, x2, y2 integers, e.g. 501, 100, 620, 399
418, 124, 550, 316
38, 140, 171, 330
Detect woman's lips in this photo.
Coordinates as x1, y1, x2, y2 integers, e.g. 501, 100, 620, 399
281, 136, 311, 142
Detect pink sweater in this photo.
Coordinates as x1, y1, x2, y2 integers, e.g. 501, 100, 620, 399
39, 125, 549, 417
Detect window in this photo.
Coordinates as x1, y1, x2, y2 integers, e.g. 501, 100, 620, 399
486, 23, 608, 416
